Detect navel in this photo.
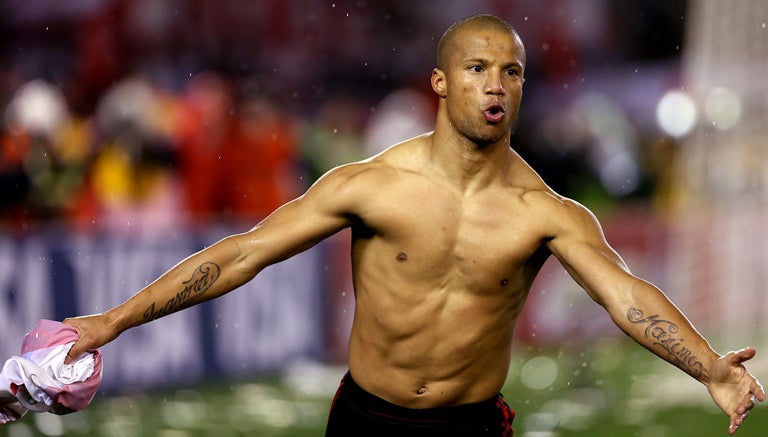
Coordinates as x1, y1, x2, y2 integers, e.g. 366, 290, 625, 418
416, 385, 427, 395
396, 252, 408, 262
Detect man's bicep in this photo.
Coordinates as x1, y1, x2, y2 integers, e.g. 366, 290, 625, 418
241, 164, 366, 266
546, 200, 632, 305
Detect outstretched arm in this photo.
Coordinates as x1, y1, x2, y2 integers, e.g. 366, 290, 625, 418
545, 197, 764, 434
64, 163, 367, 363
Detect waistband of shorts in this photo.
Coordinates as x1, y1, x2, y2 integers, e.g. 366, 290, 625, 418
339, 371, 504, 423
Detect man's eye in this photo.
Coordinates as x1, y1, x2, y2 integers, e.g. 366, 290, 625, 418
506, 69, 519, 76
470, 66, 483, 72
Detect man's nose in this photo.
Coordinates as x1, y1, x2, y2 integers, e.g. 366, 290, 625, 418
485, 72, 504, 95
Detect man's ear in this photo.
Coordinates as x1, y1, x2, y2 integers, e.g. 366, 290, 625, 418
431, 68, 447, 98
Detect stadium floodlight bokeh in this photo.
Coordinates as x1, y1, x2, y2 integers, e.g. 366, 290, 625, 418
656, 90, 697, 138
705, 86, 742, 131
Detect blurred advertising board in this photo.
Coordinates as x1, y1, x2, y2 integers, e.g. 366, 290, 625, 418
0, 224, 327, 390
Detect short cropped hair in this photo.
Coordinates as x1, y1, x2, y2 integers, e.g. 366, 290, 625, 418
436, 14, 525, 70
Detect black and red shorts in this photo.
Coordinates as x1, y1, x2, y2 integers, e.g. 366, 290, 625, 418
325, 372, 515, 436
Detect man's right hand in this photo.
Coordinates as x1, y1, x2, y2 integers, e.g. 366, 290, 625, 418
63, 313, 120, 364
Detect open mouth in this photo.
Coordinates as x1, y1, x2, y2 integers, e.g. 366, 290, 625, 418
483, 104, 505, 123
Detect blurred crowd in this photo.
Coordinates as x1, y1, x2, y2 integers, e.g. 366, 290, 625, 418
2, 72, 298, 232
0, 0, 687, 234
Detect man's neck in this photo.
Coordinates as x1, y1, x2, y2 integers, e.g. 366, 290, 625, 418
428, 128, 513, 194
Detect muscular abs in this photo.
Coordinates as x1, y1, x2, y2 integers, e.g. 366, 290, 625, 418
344, 168, 549, 409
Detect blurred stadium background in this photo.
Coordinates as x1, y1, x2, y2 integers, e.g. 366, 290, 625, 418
1, 0, 767, 435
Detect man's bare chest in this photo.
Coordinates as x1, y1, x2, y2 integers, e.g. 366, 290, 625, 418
357, 186, 546, 287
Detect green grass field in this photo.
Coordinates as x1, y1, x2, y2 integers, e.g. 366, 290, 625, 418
2, 337, 765, 437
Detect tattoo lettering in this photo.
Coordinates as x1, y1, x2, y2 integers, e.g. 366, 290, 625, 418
143, 262, 221, 321
626, 307, 703, 378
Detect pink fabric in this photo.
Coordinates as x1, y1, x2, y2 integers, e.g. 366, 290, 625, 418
0, 320, 102, 425
22, 320, 103, 411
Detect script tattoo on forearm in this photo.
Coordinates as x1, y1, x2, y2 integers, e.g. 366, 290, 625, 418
143, 262, 221, 321
626, 307, 703, 378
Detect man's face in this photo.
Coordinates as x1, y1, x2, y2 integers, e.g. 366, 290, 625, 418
436, 26, 525, 146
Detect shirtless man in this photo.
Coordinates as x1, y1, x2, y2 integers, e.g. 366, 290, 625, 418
63, 14, 763, 436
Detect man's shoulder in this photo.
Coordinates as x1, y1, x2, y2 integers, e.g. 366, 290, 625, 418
323, 155, 400, 187
517, 187, 604, 243
506, 151, 588, 213
311, 149, 412, 203
518, 188, 592, 218
328, 136, 427, 182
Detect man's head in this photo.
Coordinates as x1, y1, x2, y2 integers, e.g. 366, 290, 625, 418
431, 14, 526, 146
437, 14, 526, 72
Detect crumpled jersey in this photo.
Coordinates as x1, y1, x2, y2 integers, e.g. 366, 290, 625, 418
0, 320, 102, 425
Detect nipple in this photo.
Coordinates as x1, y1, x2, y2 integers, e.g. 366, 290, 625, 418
500, 278, 509, 287
396, 252, 408, 262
